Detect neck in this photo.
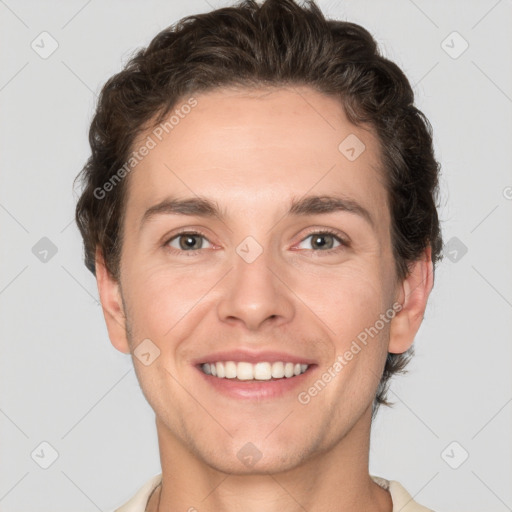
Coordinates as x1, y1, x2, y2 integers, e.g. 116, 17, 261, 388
149, 405, 392, 512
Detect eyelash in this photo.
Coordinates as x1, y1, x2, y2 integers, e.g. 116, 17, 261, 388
163, 228, 349, 256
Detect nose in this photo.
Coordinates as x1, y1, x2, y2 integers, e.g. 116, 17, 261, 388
216, 246, 295, 332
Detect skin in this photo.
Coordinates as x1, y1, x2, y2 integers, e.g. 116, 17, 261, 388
96, 86, 433, 512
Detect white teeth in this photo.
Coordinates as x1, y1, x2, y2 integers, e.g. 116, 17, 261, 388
225, 361, 237, 378
254, 362, 271, 380
216, 362, 225, 378
237, 362, 253, 380
201, 361, 310, 380
271, 361, 284, 378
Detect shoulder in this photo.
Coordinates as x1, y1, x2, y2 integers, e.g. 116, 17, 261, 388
371, 475, 436, 512
107, 474, 162, 512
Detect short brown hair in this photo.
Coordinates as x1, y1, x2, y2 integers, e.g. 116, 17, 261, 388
74, 0, 443, 415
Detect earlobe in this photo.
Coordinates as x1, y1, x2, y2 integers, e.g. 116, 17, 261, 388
95, 247, 131, 354
388, 246, 434, 354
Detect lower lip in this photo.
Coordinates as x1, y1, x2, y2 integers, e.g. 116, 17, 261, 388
195, 365, 317, 400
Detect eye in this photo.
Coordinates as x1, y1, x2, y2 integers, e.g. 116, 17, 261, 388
166, 231, 213, 252
163, 229, 348, 255
296, 230, 347, 251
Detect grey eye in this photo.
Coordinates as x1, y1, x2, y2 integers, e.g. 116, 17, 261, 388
168, 233, 212, 251
297, 233, 342, 250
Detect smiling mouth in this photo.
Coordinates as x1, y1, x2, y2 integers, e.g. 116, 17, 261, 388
199, 361, 311, 381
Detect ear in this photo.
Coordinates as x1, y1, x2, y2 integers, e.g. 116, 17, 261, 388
388, 246, 434, 354
95, 247, 131, 354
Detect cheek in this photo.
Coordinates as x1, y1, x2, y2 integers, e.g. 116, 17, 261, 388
294, 263, 388, 332
125, 264, 212, 340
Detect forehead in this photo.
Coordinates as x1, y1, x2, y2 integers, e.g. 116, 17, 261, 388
125, 86, 388, 228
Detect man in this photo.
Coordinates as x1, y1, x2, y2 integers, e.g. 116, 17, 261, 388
75, 0, 442, 510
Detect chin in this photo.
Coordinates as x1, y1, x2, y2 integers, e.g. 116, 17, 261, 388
194, 437, 312, 476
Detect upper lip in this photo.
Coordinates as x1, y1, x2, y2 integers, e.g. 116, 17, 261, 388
193, 349, 317, 366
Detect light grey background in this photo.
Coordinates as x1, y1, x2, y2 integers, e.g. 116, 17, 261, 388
1, 0, 511, 511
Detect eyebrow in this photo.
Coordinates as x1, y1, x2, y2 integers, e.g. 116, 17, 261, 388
139, 194, 375, 231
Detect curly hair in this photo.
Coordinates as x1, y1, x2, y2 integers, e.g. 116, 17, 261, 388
74, 0, 442, 415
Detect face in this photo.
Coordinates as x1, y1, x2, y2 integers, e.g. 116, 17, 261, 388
98, 86, 430, 475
